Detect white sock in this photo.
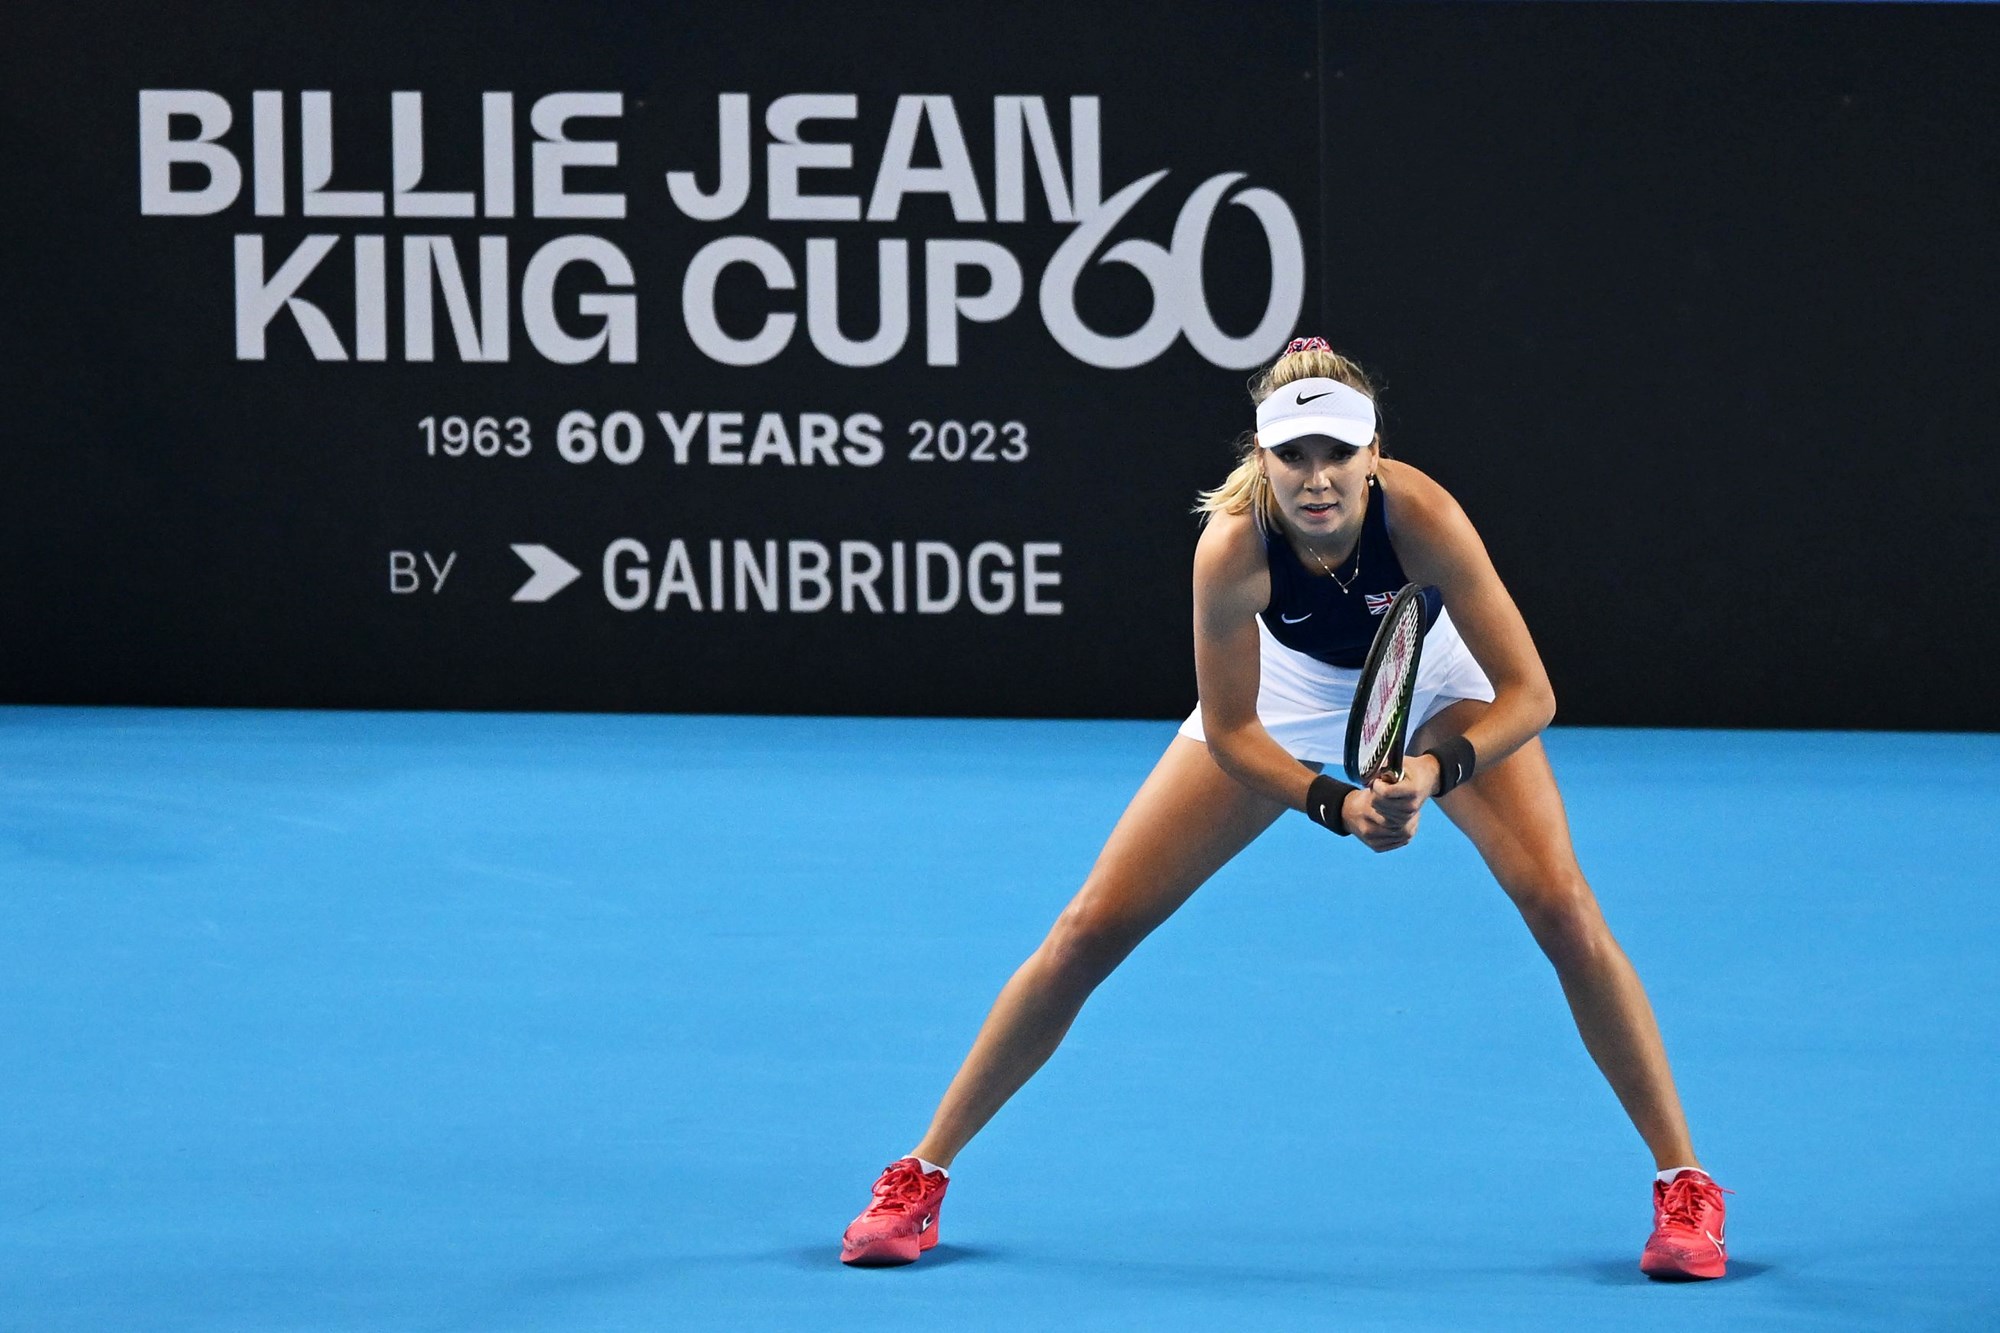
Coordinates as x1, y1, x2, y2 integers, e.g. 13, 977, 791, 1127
1656, 1166, 1706, 1184
911, 1155, 948, 1178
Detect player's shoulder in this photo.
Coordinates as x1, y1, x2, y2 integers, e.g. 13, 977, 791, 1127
1194, 506, 1269, 581
1193, 507, 1273, 618
1378, 458, 1472, 539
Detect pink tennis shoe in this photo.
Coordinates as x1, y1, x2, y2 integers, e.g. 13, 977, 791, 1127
1641, 1169, 1730, 1280
841, 1158, 949, 1266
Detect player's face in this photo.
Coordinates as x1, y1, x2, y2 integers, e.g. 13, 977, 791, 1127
1258, 434, 1376, 538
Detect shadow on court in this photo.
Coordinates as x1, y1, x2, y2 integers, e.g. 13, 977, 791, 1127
769, 1242, 1008, 1271
1556, 1257, 1775, 1286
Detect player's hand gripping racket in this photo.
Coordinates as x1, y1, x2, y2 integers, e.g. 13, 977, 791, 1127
1343, 583, 1427, 785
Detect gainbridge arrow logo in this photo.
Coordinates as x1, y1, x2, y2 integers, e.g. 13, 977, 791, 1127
509, 544, 582, 603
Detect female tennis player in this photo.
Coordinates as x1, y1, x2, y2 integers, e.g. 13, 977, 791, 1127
841, 338, 1728, 1280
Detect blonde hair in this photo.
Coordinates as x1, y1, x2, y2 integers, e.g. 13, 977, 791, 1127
1194, 340, 1381, 526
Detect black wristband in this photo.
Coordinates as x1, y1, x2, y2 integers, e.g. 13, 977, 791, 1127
1422, 735, 1477, 797
1305, 774, 1358, 836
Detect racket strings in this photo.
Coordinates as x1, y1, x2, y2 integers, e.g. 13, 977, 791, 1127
1358, 610, 1422, 771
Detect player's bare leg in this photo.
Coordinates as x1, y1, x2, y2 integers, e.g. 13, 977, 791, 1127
909, 736, 1291, 1167
1417, 702, 1700, 1171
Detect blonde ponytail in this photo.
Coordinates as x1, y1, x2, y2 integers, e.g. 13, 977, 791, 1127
1194, 447, 1275, 528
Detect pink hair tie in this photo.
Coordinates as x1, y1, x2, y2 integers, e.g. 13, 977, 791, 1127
1283, 336, 1331, 355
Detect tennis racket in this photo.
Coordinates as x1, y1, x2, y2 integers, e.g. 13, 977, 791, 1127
1343, 582, 1428, 785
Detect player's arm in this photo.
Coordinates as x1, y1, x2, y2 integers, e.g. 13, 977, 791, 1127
1386, 462, 1558, 797
1193, 514, 1406, 848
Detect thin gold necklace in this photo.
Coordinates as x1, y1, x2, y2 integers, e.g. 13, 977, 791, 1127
1299, 532, 1362, 593
1293, 472, 1374, 594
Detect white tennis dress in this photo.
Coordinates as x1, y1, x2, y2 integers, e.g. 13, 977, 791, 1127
1177, 609, 1494, 766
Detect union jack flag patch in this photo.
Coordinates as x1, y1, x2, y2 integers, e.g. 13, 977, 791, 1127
1365, 591, 1398, 616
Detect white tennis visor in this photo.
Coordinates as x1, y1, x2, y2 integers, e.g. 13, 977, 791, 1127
1255, 377, 1377, 448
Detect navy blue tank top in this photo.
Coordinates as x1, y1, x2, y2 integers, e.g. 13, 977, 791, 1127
1259, 480, 1441, 668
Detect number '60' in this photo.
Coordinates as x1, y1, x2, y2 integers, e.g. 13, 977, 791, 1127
557, 410, 645, 464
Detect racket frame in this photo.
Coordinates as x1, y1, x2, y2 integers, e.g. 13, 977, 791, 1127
1343, 582, 1428, 785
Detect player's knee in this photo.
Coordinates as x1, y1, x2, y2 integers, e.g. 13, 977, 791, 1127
1513, 874, 1608, 967
1041, 898, 1143, 990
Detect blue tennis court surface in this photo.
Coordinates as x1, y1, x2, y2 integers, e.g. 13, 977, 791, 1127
3, 707, 1996, 1331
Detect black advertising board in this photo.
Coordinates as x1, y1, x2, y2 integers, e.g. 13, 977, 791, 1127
1314, 2, 2000, 732
4, 2, 1997, 729
3, 0, 1320, 716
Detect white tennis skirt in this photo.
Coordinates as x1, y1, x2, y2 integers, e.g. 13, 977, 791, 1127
1178, 609, 1496, 766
